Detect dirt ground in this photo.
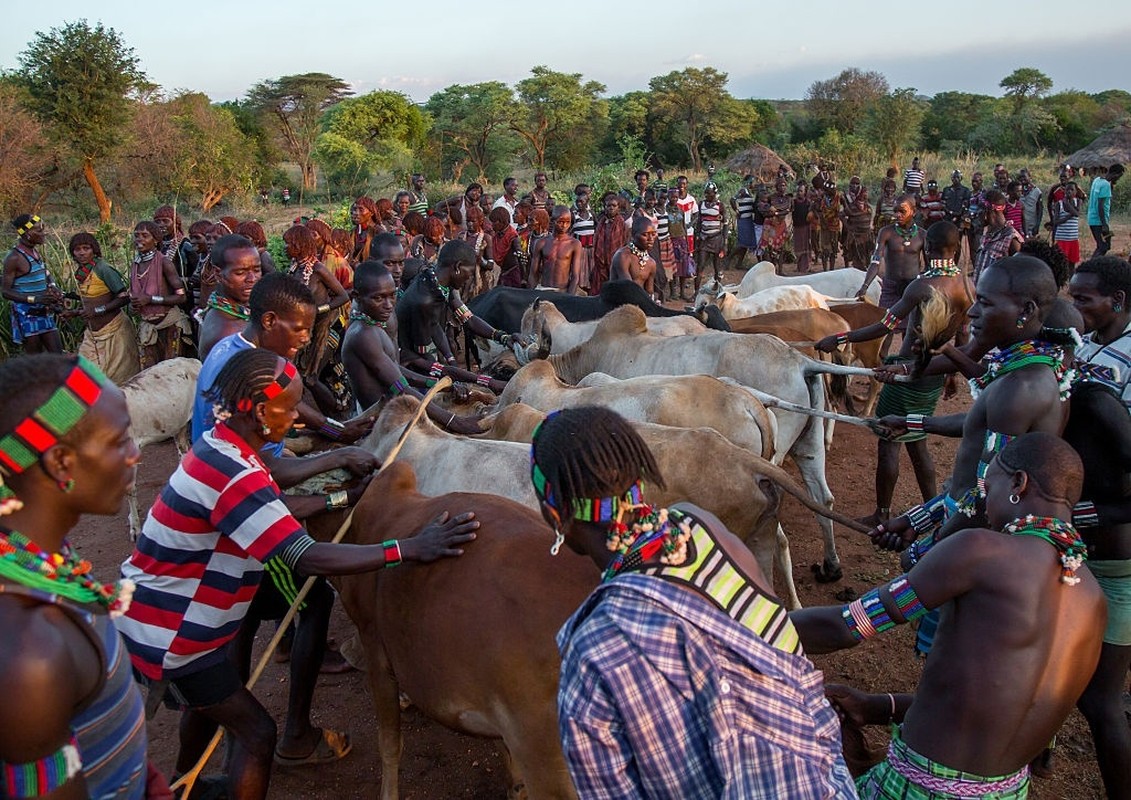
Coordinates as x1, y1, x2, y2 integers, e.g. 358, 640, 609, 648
68, 254, 1112, 799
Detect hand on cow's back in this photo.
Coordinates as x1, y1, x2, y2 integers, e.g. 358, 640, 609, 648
402, 511, 479, 562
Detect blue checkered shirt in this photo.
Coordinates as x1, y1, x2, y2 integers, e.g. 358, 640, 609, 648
556, 574, 858, 799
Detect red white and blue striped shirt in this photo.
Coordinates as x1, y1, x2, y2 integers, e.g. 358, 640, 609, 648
118, 423, 311, 680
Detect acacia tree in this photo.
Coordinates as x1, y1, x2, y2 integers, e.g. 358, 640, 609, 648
805, 68, 889, 135
862, 88, 927, 161
168, 94, 258, 211
998, 68, 1057, 152
648, 68, 761, 171
16, 20, 147, 222
510, 66, 605, 169
246, 73, 352, 193
426, 82, 518, 181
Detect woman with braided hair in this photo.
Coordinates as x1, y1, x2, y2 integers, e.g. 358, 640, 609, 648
349, 196, 382, 264
530, 406, 855, 798
117, 347, 478, 800
0, 353, 171, 799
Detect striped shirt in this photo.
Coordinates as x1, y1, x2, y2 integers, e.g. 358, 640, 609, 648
1076, 322, 1131, 412
734, 191, 756, 220
571, 208, 596, 247
698, 201, 724, 239
118, 423, 312, 680
903, 168, 925, 192
407, 191, 428, 216
655, 211, 671, 241
557, 574, 856, 799
8, 246, 51, 295
1004, 201, 1024, 234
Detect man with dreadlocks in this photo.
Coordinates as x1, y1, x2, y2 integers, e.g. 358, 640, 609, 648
2, 214, 64, 353
396, 240, 513, 392
817, 222, 973, 528
530, 406, 856, 798
0, 354, 172, 799
118, 347, 479, 800
792, 432, 1104, 800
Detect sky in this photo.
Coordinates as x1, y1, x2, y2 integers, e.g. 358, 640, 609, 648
1, 1, 1129, 104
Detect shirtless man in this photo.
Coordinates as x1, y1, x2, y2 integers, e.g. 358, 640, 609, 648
197, 235, 263, 360
609, 216, 658, 296
818, 222, 972, 527
3, 214, 64, 353
869, 256, 1071, 567
856, 195, 926, 316
396, 240, 513, 392
525, 172, 552, 215
342, 261, 483, 435
840, 178, 873, 270
531, 206, 582, 293
791, 431, 1104, 799
632, 169, 649, 207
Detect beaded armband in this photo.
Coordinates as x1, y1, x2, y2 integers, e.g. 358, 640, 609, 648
1, 732, 82, 797
319, 418, 345, 440
453, 303, 474, 324
386, 376, 410, 397
880, 309, 904, 331
475, 373, 493, 387
1073, 500, 1100, 529
834, 331, 850, 346
905, 414, 925, 433
842, 587, 896, 641
382, 539, 403, 568
428, 362, 446, 380
975, 430, 1016, 496
889, 576, 928, 622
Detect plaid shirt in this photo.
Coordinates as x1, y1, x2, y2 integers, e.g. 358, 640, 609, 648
556, 574, 858, 799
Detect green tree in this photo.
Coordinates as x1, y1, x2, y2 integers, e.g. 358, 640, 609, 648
0, 81, 63, 216
15, 20, 147, 222
510, 66, 606, 169
1041, 90, 1103, 153
425, 82, 519, 181
804, 68, 889, 135
648, 67, 762, 172
217, 100, 280, 184
314, 91, 429, 193
246, 73, 352, 193
997, 68, 1056, 152
167, 94, 258, 211
862, 88, 927, 161
1000, 67, 1053, 114
920, 91, 997, 150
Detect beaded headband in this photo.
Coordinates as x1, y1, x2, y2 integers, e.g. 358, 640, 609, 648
0, 356, 108, 515
530, 412, 646, 523
15, 215, 41, 236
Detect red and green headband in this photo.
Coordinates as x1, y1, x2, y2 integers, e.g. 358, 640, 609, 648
0, 356, 107, 514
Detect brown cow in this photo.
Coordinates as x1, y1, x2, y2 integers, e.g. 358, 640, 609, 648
316, 463, 594, 800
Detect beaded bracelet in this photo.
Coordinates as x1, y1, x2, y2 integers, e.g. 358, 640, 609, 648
387, 375, 409, 397
319, 418, 345, 440
906, 504, 933, 534
842, 587, 896, 641
324, 490, 349, 510
453, 303, 474, 324
879, 310, 903, 331
834, 331, 850, 346
475, 373, 493, 387
905, 414, 925, 434
1073, 500, 1100, 529
905, 533, 937, 566
382, 539, 403, 568
889, 576, 928, 622
428, 362, 446, 379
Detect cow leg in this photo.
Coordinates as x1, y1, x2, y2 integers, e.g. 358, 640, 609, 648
789, 424, 842, 583
174, 423, 191, 457
500, 724, 577, 800
859, 379, 882, 418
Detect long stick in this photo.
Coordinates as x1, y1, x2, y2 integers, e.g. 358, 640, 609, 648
752, 392, 876, 428
170, 377, 453, 795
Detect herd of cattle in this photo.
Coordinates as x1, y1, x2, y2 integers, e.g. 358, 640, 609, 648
122, 263, 893, 799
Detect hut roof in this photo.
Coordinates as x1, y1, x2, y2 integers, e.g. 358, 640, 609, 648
1065, 121, 1131, 172
724, 144, 793, 183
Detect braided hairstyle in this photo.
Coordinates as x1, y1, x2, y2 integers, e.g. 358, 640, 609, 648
283, 224, 318, 261
531, 407, 665, 517
204, 348, 286, 419
234, 220, 267, 249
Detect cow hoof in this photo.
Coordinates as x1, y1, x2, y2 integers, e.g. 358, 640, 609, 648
811, 562, 843, 583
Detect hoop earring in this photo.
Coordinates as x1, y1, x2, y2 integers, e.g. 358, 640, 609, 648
58, 478, 75, 493
1009, 493, 1020, 505
550, 526, 565, 556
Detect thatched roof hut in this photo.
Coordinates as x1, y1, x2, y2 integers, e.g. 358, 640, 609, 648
724, 144, 794, 183
1065, 122, 1131, 174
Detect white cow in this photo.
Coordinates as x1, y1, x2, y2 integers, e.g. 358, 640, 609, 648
520, 301, 707, 354
697, 286, 841, 320
498, 360, 776, 459
523, 304, 872, 582
122, 357, 201, 539
735, 260, 883, 303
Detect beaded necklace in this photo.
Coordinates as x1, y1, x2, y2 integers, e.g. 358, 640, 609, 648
74, 259, 96, 284
969, 339, 1073, 401
288, 257, 317, 286
132, 249, 156, 282
628, 242, 652, 266
921, 259, 962, 279
349, 310, 387, 330
602, 505, 692, 582
0, 529, 134, 616
894, 222, 919, 246
1002, 515, 1088, 585
206, 290, 250, 320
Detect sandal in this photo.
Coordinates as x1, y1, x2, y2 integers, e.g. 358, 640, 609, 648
273, 728, 352, 767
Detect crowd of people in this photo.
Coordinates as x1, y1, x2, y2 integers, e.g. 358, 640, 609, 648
0, 158, 1129, 800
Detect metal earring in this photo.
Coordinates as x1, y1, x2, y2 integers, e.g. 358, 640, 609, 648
1015, 317, 1026, 328
1114, 303, 1123, 312
58, 478, 75, 493
1009, 493, 1020, 505
261, 423, 270, 435
550, 526, 565, 556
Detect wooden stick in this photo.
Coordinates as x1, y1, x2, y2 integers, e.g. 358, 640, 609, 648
755, 394, 876, 427
170, 377, 453, 795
